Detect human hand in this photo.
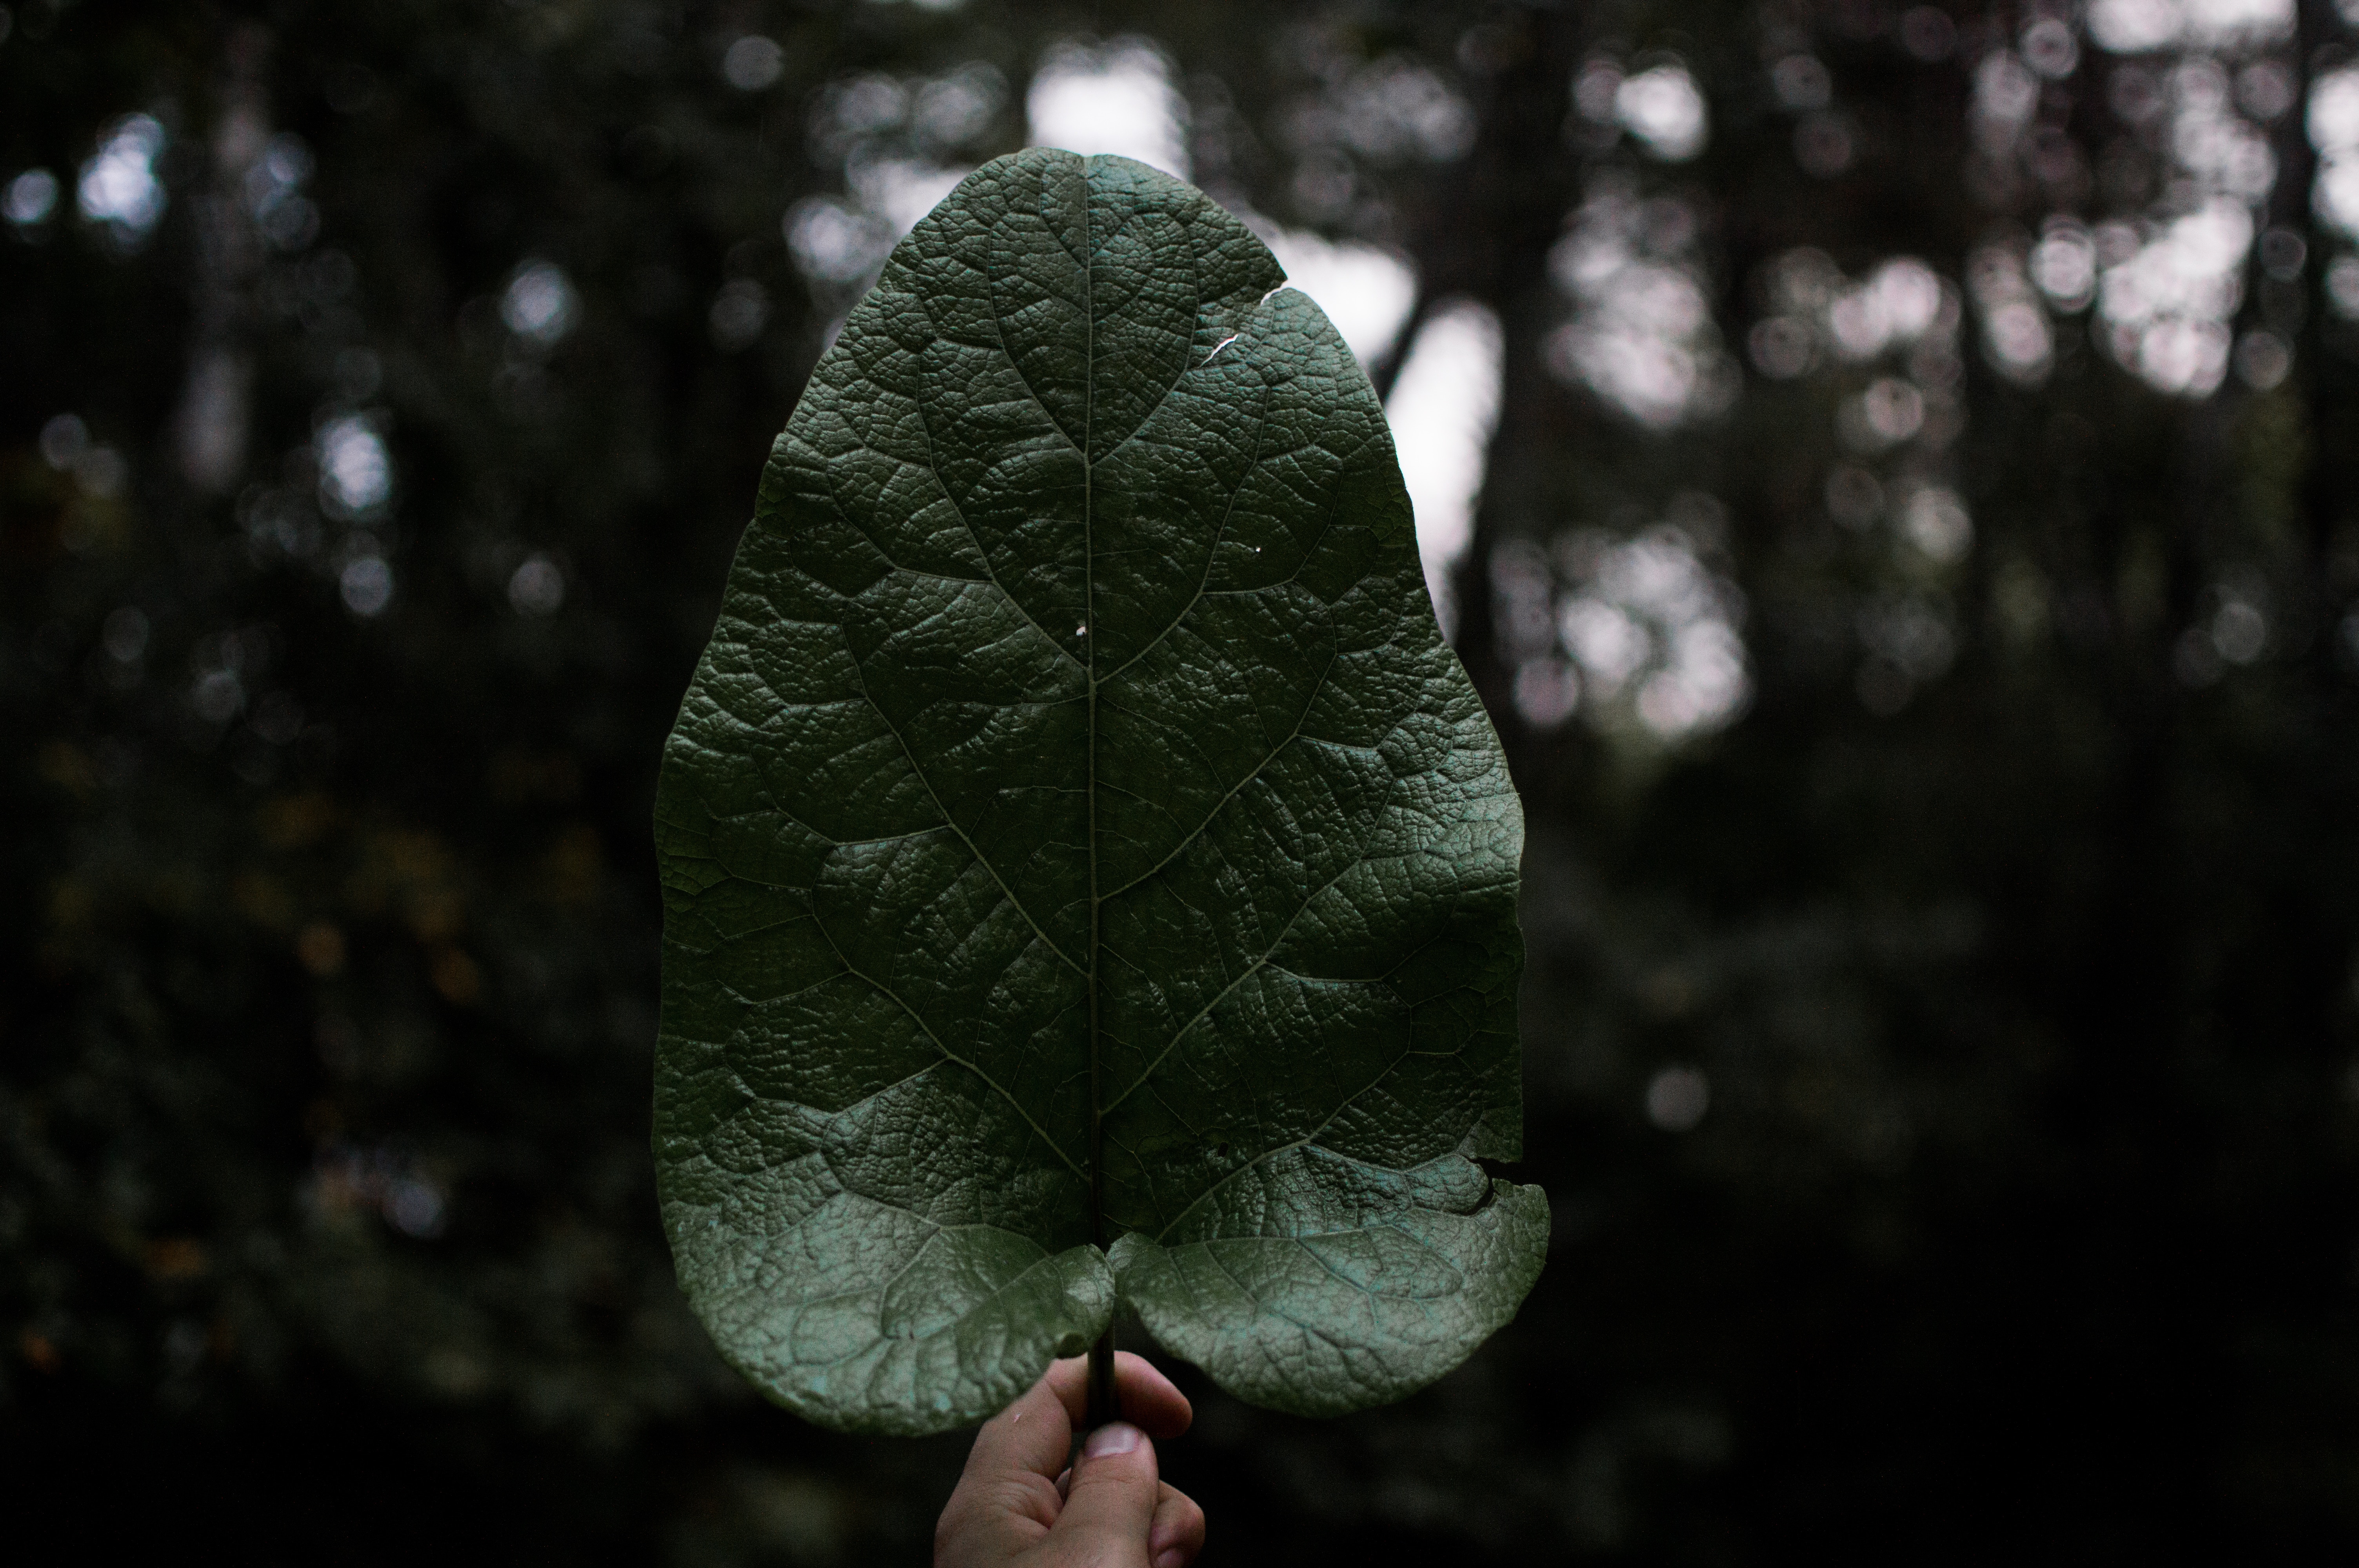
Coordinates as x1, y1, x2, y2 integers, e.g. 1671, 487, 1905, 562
934, 1351, 1207, 1568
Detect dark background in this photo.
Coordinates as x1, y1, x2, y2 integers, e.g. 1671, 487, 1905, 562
9, 0, 2359, 1560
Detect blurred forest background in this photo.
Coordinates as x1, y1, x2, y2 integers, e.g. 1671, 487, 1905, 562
10, 0, 2359, 1559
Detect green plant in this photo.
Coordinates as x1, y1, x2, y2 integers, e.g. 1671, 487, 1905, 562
653, 149, 1545, 1436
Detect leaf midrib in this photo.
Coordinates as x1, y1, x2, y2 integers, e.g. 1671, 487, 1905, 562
1083, 168, 1104, 1257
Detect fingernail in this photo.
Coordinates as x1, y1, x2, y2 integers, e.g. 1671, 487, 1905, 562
1081, 1421, 1143, 1459
1154, 1552, 1185, 1568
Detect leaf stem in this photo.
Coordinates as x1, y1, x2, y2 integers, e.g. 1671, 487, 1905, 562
1083, 1325, 1117, 1430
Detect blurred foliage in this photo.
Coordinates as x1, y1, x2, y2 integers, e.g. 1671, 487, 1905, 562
9, 0, 2359, 1561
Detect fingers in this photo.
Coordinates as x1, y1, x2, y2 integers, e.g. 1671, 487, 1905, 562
1047, 1419, 1160, 1555
960, 1351, 1189, 1490
960, 1365, 1082, 1487
1149, 1480, 1207, 1568
1039, 1351, 1193, 1441
940, 1353, 1197, 1568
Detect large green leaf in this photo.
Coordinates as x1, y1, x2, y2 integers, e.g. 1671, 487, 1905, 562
653, 149, 1545, 1435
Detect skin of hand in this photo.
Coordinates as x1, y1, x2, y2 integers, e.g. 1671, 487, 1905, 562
934, 1351, 1208, 1568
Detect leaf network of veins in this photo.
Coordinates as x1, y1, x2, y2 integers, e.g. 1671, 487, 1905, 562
726, 183, 1469, 1250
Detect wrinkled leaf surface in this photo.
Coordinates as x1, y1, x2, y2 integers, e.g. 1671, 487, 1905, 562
655, 149, 1545, 1434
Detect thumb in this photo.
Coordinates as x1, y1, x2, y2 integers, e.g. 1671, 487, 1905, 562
1047, 1422, 1160, 1563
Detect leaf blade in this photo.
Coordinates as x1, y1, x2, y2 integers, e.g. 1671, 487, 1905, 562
656, 148, 1542, 1434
